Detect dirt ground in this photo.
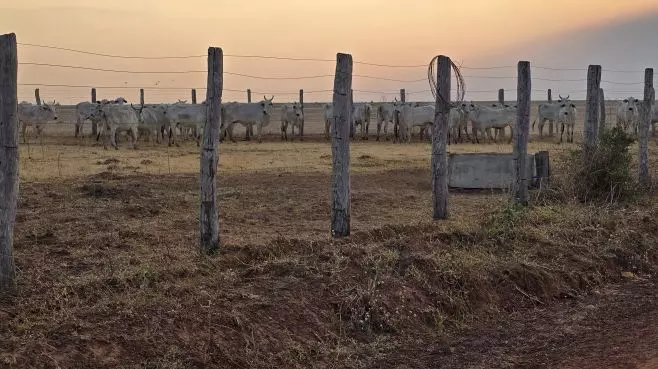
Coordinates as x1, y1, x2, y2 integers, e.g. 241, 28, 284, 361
2, 114, 658, 368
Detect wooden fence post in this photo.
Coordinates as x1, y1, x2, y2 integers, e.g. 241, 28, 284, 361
639, 68, 654, 186
349, 89, 355, 139
599, 88, 606, 135
0, 33, 18, 291
331, 53, 352, 237
91, 88, 97, 136
35, 88, 41, 105
547, 89, 552, 102
199, 47, 222, 255
139, 88, 144, 106
547, 89, 554, 136
513, 61, 531, 206
498, 88, 504, 105
400, 88, 406, 103
247, 89, 252, 103
191, 89, 197, 104
299, 89, 304, 140
245, 89, 253, 140
432, 56, 450, 220
584, 65, 602, 150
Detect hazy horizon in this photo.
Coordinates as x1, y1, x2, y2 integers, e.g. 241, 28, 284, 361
2, 0, 658, 104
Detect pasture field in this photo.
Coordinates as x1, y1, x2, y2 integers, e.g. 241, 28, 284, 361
2, 104, 658, 368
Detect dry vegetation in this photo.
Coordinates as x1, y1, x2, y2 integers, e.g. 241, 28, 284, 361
2, 111, 658, 368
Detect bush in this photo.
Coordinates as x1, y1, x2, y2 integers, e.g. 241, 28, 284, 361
567, 127, 637, 203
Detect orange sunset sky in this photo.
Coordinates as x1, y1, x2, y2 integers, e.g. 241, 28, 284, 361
2, 0, 658, 103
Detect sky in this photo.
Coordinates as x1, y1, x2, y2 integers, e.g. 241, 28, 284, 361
1, 0, 658, 103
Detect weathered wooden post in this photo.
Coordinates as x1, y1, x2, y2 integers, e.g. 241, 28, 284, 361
331, 53, 352, 237
299, 88, 304, 140
35, 88, 41, 105
349, 89, 355, 139
547, 89, 554, 136
199, 47, 222, 255
400, 88, 406, 103
547, 89, 552, 102
191, 89, 197, 104
247, 89, 252, 103
599, 88, 606, 135
583, 65, 602, 150
245, 89, 253, 140
498, 88, 504, 105
139, 88, 145, 106
0, 33, 18, 291
91, 88, 98, 136
432, 56, 450, 219
513, 61, 531, 206
639, 68, 654, 187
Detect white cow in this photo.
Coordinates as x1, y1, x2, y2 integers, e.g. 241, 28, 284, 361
616, 97, 639, 134
448, 106, 469, 144
397, 103, 435, 143
557, 102, 578, 143
222, 96, 275, 143
164, 103, 207, 146
280, 103, 304, 141
376, 102, 397, 141
352, 103, 372, 140
17, 102, 58, 145
93, 103, 139, 150
75, 97, 128, 138
323, 104, 333, 140
462, 103, 516, 144
134, 104, 169, 144
532, 95, 571, 138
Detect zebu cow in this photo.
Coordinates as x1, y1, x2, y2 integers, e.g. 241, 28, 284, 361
376, 102, 396, 141
164, 103, 207, 146
616, 97, 639, 134
557, 102, 578, 143
280, 103, 304, 141
531, 95, 571, 138
92, 102, 139, 150
323, 104, 333, 140
352, 103, 372, 140
448, 106, 469, 144
75, 97, 128, 138
17, 102, 58, 145
462, 103, 516, 144
133, 104, 169, 144
397, 103, 435, 143
222, 96, 275, 143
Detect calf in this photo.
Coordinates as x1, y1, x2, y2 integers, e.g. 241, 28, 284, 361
616, 97, 639, 134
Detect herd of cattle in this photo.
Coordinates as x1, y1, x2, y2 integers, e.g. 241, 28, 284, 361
14, 94, 658, 148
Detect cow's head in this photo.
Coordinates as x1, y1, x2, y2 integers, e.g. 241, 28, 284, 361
260, 96, 275, 116
114, 97, 128, 105
130, 103, 145, 122
623, 97, 639, 112
559, 102, 577, 118
41, 102, 58, 121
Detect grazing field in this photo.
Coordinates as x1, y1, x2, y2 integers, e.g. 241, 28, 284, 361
2, 105, 658, 368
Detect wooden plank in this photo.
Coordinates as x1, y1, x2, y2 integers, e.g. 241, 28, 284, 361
199, 47, 222, 255
583, 65, 602, 150
331, 53, 353, 237
0, 33, 18, 290
498, 88, 504, 105
513, 61, 531, 206
299, 89, 304, 140
432, 56, 450, 219
639, 68, 653, 186
599, 88, 606, 135
191, 89, 197, 104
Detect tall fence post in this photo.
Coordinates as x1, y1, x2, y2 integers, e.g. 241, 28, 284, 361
599, 88, 606, 135
513, 61, 531, 206
299, 88, 304, 140
639, 68, 654, 187
191, 89, 197, 104
199, 47, 222, 255
245, 89, 253, 140
247, 89, 252, 103
547, 89, 552, 102
400, 88, 406, 103
0, 33, 18, 291
584, 65, 602, 150
139, 88, 145, 106
349, 89, 355, 139
35, 88, 41, 105
331, 53, 352, 237
91, 88, 97, 136
498, 88, 504, 105
432, 56, 450, 220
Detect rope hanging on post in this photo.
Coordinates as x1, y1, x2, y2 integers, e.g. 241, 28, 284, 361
428, 55, 465, 107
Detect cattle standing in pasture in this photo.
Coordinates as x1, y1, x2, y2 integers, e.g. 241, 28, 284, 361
17, 102, 58, 145
222, 96, 275, 143
92, 102, 139, 150
280, 103, 304, 141
76, 97, 129, 138
448, 106, 469, 144
616, 97, 639, 134
164, 103, 207, 146
352, 103, 372, 140
532, 95, 571, 138
462, 103, 516, 144
376, 102, 396, 141
133, 104, 169, 144
556, 102, 578, 143
323, 104, 333, 140
397, 103, 435, 143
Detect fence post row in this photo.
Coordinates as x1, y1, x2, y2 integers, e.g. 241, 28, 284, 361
639, 68, 654, 186
0, 33, 18, 291
432, 56, 450, 220
583, 65, 602, 150
513, 61, 531, 206
299, 89, 304, 140
331, 53, 352, 237
199, 46, 223, 255
498, 88, 504, 105
599, 88, 606, 135
191, 89, 197, 104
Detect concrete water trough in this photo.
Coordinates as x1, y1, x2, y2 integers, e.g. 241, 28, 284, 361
448, 152, 549, 189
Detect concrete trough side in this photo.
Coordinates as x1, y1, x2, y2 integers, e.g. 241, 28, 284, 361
448, 152, 538, 189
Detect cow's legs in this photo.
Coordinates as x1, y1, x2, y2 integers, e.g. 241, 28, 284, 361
256, 123, 263, 143
559, 123, 565, 144
281, 120, 287, 141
